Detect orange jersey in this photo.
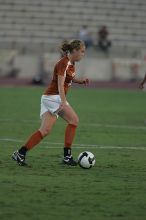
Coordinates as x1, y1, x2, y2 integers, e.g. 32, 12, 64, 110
44, 56, 75, 95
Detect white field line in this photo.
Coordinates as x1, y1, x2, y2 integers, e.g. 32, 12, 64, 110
0, 118, 146, 130
87, 123, 146, 130
0, 137, 146, 151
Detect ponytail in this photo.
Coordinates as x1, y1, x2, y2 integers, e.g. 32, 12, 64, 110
60, 39, 85, 55
60, 40, 71, 55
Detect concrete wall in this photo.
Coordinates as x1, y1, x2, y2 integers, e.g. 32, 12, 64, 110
76, 58, 112, 80
1, 51, 146, 81
15, 54, 112, 80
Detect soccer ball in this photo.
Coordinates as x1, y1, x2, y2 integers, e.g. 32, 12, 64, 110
78, 151, 95, 169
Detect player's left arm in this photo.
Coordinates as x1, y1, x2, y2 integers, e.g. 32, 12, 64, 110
72, 77, 89, 85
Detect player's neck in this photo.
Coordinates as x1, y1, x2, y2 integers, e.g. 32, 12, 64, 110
67, 54, 75, 65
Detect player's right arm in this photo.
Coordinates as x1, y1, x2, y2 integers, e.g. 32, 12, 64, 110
139, 73, 146, 89
58, 75, 69, 109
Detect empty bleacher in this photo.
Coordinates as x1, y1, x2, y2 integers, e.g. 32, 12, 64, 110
0, 0, 146, 53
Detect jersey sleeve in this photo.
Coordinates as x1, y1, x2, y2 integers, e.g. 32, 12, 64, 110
56, 59, 68, 76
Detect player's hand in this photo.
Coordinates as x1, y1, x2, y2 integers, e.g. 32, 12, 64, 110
82, 78, 89, 85
139, 82, 144, 90
58, 101, 69, 112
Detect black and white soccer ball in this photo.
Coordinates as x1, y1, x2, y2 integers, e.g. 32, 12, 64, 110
78, 151, 95, 169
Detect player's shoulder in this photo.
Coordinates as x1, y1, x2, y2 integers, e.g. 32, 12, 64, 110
57, 56, 69, 66
55, 56, 69, 71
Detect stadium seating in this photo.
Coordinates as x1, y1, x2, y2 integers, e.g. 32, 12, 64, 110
0, 0, 146, 53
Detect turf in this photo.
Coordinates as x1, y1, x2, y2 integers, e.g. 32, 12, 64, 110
0, 86, 146, 220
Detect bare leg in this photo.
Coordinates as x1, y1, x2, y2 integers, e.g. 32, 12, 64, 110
39, 111, 57, 137
58, 104, 79, 125
12, 111, 57, 166
59, 104, 79, 165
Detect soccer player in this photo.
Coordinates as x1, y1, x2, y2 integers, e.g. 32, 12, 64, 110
139, 73, 146, 89
139, 73, 146, 125
12, 39, 89, 166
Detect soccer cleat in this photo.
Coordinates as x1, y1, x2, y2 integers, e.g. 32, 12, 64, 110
12, 151, 27, 166
63, 155, 77, 166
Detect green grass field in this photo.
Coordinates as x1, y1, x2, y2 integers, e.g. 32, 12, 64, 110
0, 86, 146, 220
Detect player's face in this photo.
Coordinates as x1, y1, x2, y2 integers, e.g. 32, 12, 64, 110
72, 45, 86, 61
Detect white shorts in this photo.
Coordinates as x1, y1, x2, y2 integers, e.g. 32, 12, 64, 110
40, 95, 61, 118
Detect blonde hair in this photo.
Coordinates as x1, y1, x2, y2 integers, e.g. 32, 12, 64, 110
60, 39, 85, 55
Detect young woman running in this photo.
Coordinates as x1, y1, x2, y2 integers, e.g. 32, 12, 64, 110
12, 39, 89, 166
139, 73, 146, 89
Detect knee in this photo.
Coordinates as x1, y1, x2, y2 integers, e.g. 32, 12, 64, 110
40, 127, 51, 137
70, 116, 79, 126
75, 116, 79, 126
